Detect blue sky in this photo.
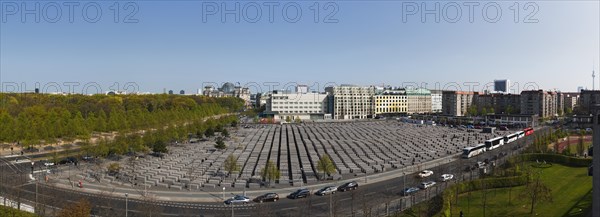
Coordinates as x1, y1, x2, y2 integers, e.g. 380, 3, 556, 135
1, 1, 598, 94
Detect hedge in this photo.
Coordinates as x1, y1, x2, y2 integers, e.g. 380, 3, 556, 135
519, 153, 592, 167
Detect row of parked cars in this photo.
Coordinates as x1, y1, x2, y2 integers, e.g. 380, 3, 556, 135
223, 181, 359, 205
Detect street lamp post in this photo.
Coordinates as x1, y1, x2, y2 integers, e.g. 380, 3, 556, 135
125, 193, 128, 217
300, 168, 304, 187
223, 187, 226, 201
32, 162, 37, 214
402, 172, 406, 195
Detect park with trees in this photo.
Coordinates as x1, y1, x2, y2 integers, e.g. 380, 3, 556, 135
0, 93, 244, 155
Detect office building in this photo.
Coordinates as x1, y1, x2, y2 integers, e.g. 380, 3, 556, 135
431, 90, 443, 113
266, 90, 329, 121
442, 91, 477, 116
520, 90, 558, 118
406, 88, 432, 114
374, 88, 407, 115
325, 85, 375, 120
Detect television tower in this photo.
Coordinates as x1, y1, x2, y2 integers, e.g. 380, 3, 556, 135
593, 66, 596, 90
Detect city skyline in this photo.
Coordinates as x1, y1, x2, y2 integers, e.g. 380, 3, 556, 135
1, 1, 599, 93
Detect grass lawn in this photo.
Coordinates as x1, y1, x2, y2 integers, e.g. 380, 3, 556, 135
566, 141, 592, 156
450, 163, 592, 217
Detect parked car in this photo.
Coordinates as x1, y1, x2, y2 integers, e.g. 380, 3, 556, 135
58, 157, 78, 165
288, 188, 310, 199
315, 186, 338, 196
440, 174, 454, 182
253, 193, 279, 203
499, 126, 508, 131
337, 181, 359, 192
477, 161, 486, 168
418, 170, 434, 178
420, 181, 437, 189
224, 195, 250, 204
402, 187, 420, 196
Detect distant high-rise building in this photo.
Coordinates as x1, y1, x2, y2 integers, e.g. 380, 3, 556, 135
578, 86, 585, 92
296, 85, 309, 94
168, 90, 174, 95
180, 90, 185, 95
494, 79, 510, 93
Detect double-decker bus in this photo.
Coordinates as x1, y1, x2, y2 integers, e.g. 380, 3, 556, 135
462, 144, 486, 158
524, 127, 534, 136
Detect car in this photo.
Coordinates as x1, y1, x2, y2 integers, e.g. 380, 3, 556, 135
224, 195, 250, 204
315, 186, 338, 196
288, 188, 310, 199
58, 157, 78, 165
402, 187, 420, 196
440, 174, 454, 182
418, 170, 433, 178
586, 128, 593, 132
44, 161, 55, 167
477, 161, 486, 168
337, 181, 358, 192
499, 126, 508, 131
420, 181, 436, 189
253, 193, 279, 203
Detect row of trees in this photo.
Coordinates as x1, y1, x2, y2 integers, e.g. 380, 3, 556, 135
0, 93, 243, 147
78, 115, 238, 157
530, 128, 589, 156
221, 154, 337, 184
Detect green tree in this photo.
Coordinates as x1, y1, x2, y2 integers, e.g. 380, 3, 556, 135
577, 130, 585, 156
261, 160, 280, 186
294, 116, 302, 123
285, 116, 292, 123
215, 137, 226, 150
57, 198, 92, 217
0, 111, 15, 145
506, 105, 514, 115
467, 104, 478, 116
107, 163, 121, 175
480, 107, 488, 116
316, 154, 336, 180
221, 128, 230, 138
205, 127, 215, 137
223, 154, 240, 177
520, 172, 552, 214
152, 140, 168, 153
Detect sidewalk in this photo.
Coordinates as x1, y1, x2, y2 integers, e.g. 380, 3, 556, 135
48, 153, 459, 203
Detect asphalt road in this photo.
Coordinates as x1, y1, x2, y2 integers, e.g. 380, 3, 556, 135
0, 127, 548, 217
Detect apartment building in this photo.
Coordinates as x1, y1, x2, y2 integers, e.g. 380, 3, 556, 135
442, 91, 477, 116
520, 90, 558, 118
325, 85, 375, 120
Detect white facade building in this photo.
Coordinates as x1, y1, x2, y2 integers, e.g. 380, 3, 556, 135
431, 90, 443, 113
266, 91, 329, 121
